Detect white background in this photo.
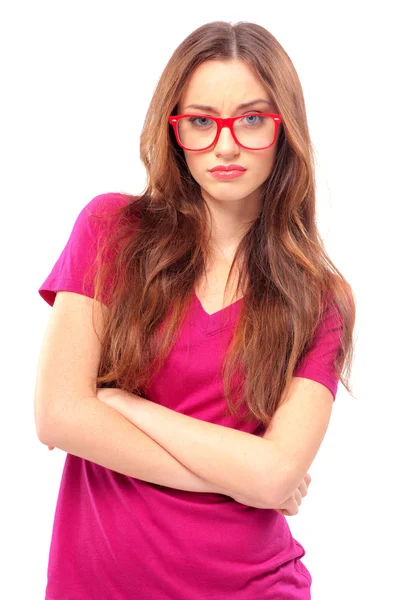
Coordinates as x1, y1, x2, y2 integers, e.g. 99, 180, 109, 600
1, 1, 397, 598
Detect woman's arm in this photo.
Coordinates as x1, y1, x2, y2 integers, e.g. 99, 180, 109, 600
96, 389, 275, 508
40, 394, 232, 496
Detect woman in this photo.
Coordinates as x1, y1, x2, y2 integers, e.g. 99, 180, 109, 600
35, 20, 356, 599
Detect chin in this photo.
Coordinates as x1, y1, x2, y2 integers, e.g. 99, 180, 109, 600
203, 190, 252, 203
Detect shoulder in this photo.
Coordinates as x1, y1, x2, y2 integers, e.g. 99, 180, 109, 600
77, 192, 134, 240
83, 191, 132, 219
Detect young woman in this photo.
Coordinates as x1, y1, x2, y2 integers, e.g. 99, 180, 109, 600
35, 20, 356, 600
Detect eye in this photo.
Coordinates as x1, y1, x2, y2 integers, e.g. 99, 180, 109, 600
187, 117, 213, 127
242, 114, 264, 125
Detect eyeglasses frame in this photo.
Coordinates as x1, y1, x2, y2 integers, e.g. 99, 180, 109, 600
168, 112, 283, 151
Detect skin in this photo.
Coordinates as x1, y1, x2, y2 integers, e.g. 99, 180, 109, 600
177, 58, 281, 259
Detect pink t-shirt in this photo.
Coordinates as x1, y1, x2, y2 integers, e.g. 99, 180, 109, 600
38, 192, 342, 599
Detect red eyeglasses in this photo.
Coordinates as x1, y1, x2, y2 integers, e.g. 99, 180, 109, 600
169, 113, 283, 151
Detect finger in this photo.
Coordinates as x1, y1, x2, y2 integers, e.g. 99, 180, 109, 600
298, 481, 308, 497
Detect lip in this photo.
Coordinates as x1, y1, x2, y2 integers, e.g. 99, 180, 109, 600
209, 169, 246, 180
209, 164, 246, 172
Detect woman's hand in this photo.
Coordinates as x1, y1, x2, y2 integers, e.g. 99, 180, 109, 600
231, 492, 272, 509
232, 474, 312, 514
274, 473, 312, 516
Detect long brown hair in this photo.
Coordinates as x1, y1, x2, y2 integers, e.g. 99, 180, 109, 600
86, 20, 356, 428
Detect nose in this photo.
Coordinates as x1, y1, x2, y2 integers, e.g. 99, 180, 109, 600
213, 124, 239, 155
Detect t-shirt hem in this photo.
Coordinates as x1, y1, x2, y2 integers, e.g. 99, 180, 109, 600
39, 276, 95, 306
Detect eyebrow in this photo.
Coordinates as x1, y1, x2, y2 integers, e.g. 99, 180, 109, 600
183, 99, 272, 113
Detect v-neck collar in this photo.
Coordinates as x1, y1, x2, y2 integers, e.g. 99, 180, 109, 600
190, 291, 243, 336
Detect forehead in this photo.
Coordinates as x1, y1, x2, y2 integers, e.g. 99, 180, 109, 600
178, 59, 269, 108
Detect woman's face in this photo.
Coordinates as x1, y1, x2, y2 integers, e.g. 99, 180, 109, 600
176, 59, 280, 208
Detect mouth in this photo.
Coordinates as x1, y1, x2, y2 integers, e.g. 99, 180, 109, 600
209, 165, 246, 173
208, 169, 246, 179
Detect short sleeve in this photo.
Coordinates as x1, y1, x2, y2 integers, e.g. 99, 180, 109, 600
38, 192, 128, 307
293, 299, 344, 401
